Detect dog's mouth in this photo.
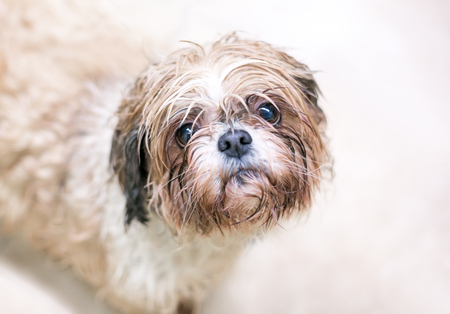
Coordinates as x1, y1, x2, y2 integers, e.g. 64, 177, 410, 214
226, 168, 260, 186
233, 169, 253, 184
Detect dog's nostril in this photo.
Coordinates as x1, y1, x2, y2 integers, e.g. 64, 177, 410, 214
240, 136, 251, 145
218, 138, 229, 152
218, 129, 252, 158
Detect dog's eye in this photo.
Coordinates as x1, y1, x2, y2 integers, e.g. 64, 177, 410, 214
257, 103, 280, 124
176, 123, 195, 147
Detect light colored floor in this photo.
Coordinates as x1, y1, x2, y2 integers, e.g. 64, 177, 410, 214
1, 0, 449, 313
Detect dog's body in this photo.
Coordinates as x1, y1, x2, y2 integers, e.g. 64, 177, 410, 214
0, 1, 329, 313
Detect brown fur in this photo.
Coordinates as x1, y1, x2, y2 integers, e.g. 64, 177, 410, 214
0, 1, 329, 312
112, 35, 329, 236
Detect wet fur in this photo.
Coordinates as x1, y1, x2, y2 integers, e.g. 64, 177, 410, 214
0, 1, 329, 313
112, 36, 329, 236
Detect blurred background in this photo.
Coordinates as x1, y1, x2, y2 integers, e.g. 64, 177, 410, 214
1, 0, 449, 313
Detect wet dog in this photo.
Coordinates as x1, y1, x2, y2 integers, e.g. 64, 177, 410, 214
0, 1, 329, 313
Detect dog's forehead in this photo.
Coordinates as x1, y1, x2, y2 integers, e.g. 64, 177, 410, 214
144, 41, 306, 134
164, 63, 297, 128
201, 58, 267, 102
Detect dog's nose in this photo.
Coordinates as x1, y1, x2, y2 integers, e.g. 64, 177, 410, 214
218, 129, 252, 158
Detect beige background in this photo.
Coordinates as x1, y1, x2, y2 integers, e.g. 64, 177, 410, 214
1, 0, 449, 313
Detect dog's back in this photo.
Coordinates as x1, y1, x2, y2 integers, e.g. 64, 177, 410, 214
0, 0, 145, 292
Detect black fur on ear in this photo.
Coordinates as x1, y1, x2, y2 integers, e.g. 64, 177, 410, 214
295, 73, 326, 127
111, 128, 150, 225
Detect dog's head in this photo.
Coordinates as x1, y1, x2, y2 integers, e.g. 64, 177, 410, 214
111, 35, 329, 235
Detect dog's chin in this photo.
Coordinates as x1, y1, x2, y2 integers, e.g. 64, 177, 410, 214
218, 170, 275, 225
168, 164, 300, 234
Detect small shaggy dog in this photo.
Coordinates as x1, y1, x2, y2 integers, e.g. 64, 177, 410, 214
0, 1, 329, 313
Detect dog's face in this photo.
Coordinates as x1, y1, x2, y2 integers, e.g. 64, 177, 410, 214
111, 36, 329, 235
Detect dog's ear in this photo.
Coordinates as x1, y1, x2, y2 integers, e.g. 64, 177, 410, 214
111, 128, 150, 225
294, 72, 326, 127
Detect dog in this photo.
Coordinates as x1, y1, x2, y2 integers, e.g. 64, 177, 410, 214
0, 1, 329, 313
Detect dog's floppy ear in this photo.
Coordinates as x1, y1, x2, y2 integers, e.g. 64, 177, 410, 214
111, 128, 150, 225
294, 72, 326, 128
279, 51, 325, 128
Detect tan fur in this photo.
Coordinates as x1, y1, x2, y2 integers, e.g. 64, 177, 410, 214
112, 36, 329, 236
0, 1, 329, 313
0, 0, 146, 285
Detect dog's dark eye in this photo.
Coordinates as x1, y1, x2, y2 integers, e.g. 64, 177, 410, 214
257, 103, 280, 124
176, 123, 195, 147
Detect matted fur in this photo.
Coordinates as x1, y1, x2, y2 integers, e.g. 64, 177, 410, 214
0, 1, 329, 313
112, 36, 329, 236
